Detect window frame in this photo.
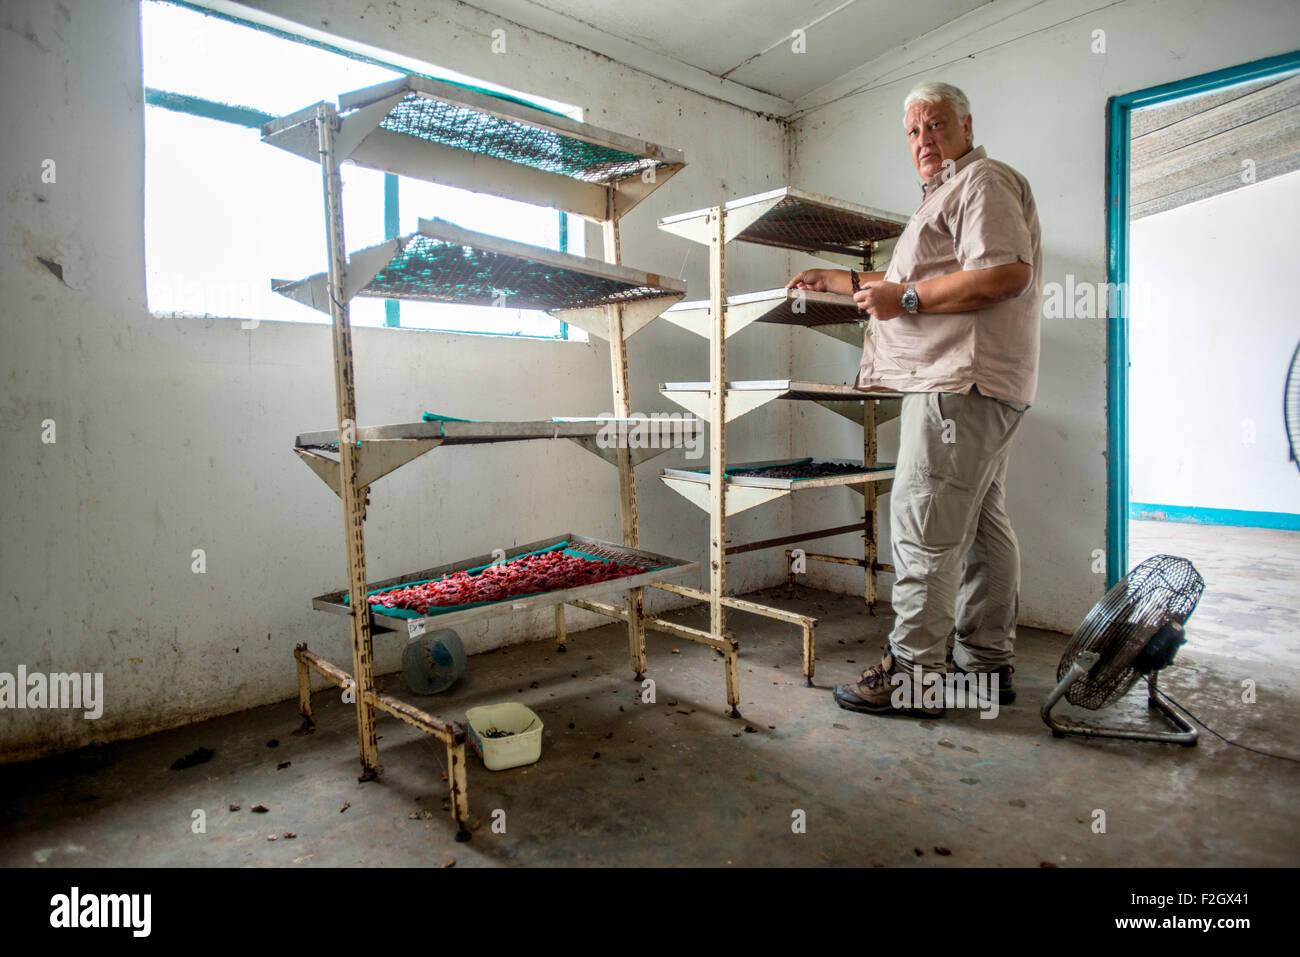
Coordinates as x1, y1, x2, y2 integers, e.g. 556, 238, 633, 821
142, 0, 577, 340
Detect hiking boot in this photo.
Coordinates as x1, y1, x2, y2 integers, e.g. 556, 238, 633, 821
952, 663, 1016, 704
833, 651, 945, 717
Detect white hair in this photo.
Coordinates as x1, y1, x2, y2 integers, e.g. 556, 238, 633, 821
902, 82, 971, 124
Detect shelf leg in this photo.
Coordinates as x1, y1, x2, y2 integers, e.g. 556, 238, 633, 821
802, 621, 816, 687
554, 603, 568, 653
294, 644, 315, 734
602, 218, 648, 680
625, 590, 647, 680
318, 102, 379, 780
864, 399, 880, 614
707, 206, 736, 713
724, 631, 741, 717
447, 737, 472, 841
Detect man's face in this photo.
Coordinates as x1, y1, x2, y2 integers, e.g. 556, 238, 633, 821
905, 99, 973, 181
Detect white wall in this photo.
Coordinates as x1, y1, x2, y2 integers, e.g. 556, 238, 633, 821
1130, 169, 1300, 516
0, 0, 792, 761
787, 0, 1300, 632
7, 0, 1298, 761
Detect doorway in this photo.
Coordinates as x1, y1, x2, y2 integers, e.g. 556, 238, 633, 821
1107, 52, 1300, 666
1105, 50, 1300, 587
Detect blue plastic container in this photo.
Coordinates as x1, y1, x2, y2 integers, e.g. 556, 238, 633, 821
401, 628, 467, 694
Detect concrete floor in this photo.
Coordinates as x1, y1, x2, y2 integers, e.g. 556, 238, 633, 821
1130, 519, 1300, 671
3, 552, 1298, 866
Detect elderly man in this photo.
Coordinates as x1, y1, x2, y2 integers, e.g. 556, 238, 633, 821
788, 81, 1042, 717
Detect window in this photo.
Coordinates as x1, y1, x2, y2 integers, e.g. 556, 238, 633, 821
142, 0, 584, 338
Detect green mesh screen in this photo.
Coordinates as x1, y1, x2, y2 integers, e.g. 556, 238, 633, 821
715, 458, 810, 476
765, 294, 864, 326
678, 459, 893, 481
371, 92, 668, 184
361, 234, 672, 309
739, 194, 906, 258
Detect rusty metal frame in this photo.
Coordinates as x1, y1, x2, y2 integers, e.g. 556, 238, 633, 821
318, 103, 381, 783
601, 217, 650, 683
286, 102, 474, 841
726, 523, 864, 555
278, 90, 723, 840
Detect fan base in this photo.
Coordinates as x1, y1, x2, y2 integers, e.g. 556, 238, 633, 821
1041, 654, 1197, 746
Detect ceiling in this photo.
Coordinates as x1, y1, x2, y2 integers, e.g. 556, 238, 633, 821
459, 0, 990, 114
1130, 74, 1300, 219
456, 1, 1300, 213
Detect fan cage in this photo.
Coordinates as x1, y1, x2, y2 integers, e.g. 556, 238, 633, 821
1057, 554, 1205, 709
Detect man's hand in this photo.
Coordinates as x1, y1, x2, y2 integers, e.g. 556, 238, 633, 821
786, 269, 837, 292
855, 280, 906, 320
787, 268, 886, 297
853, 264, 1032, 319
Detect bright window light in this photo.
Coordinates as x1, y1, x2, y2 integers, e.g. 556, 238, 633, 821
141, 0, 585, 338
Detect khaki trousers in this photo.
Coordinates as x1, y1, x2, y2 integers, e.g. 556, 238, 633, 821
888, 389, 1024, 673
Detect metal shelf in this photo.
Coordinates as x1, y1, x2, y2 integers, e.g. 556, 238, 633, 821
294, 417, 672, 447
292, 416, 703, 495
660, 379, 901, 424
262, 74, 684, 222
647, 188, 905, 687
312, 533, 697, 634
661, 459, 896, 517
272, 217, 686, 339
661, 287, 868, 343
657, 187, 907, 266
271, 80, 707, 840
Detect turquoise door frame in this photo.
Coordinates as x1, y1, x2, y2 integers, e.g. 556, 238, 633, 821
1105, 49, 1300, 587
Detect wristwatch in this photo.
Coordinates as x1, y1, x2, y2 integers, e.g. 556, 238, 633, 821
902, 284, 920, 314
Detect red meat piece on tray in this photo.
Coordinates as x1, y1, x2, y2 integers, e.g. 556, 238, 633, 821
367, 550, 646, 613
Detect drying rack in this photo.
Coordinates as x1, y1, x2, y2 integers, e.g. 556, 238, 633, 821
262, 72, 706, 840
653, 187, 909, 687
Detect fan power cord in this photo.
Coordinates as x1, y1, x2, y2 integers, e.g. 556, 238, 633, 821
1147, 678, 1300, 763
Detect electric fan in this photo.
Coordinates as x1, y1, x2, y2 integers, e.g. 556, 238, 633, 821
1042, 554, 1204, 745
1286, 338, 1300, 475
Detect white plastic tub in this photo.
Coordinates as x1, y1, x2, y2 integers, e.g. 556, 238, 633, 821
465, 703, 544, 771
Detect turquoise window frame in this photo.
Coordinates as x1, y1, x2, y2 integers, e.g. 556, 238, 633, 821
1105, 49, 1300, 586
143, 0, 575, 340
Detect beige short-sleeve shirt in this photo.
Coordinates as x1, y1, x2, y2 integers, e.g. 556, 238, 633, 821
855, 146, 1043, 408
